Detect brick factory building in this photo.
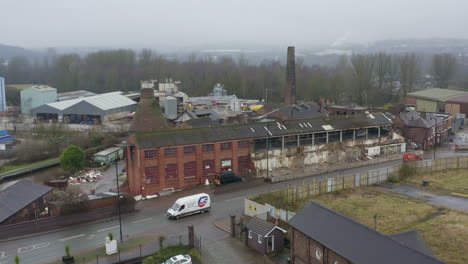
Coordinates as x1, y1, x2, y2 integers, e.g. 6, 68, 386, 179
125, 112, 404, 196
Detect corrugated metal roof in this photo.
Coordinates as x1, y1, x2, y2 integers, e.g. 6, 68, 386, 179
42, 92, 137, 111
289, 201, 445, 264
0, 180, 53, 223
94, 147, 122, 156
407, 88, 467, 102
134, 113, 392, 148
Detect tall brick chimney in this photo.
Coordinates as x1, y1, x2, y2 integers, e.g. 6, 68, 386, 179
285, 46, 296, 106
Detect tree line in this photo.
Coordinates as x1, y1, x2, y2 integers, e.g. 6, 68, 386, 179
0, 49, 463, 107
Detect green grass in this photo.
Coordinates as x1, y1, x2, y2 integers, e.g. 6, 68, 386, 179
0, 158, 60, 177
406, 169, 468, 195
46, 236, 157, 264
5, 84, 35, 90
252, 187, 468, 264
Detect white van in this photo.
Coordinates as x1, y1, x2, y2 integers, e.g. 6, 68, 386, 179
167, 193, 211, 219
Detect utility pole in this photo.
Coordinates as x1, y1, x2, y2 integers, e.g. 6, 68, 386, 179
115, 160, 123, 243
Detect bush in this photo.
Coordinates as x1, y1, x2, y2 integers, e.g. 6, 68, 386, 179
119, 193, 136, 213
60, 145, 86, 172
52, 185, 90, 215
399, 163, 416, 181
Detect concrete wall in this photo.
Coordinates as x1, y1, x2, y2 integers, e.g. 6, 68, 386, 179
416, 99, 437, 112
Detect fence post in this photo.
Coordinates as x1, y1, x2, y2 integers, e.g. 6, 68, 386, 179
188, 225, 195, 248
342, 177, 345, 189
139, 244, 142, 257
96, 255, 99, 264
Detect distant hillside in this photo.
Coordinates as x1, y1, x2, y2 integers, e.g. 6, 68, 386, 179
0, 43, 37, 60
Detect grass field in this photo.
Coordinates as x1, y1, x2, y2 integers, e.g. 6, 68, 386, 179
407, 169, 468, 195
46, 236, 157, 264
5, 84, 35, 90
252, 188, 468, 264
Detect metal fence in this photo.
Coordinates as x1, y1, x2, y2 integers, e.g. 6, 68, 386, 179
260, 156, 468, 204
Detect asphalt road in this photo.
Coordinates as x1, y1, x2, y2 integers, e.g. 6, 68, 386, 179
0, 159, 408, 264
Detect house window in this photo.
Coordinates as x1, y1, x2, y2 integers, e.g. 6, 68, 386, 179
165, 164, 178, 182
164, 148, 177, 157
144, 166, 159, 184
248, 230, 252, 239
315, 248, 322, 260
144, 150, 157, 160
258, 235, 262, 244
238, 140, 249, 148
220, 142, 232, 151
183, 146, 196, 155
184, 161, 197, 179
202, 144, 214, 152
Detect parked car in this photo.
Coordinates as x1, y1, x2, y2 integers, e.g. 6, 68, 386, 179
214, 171, 242, 186
402, 153, 423, 162
162, 254, 192, 264
167, 193, 211, 220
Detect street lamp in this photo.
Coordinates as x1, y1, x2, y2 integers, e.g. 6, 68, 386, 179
114, 159, 123, 243
265, 123, 273, 182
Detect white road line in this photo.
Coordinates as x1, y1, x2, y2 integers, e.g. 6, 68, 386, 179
87, 235, 95, 240
132, 217, 152, 224
17, 242, 50, 254
225, 197, 244, 202
97, 225, 120, 232
58, 234, 86, 242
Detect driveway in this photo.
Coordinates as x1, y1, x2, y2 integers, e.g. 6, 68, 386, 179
387, 184, 468, 212
202, 236, 274, 264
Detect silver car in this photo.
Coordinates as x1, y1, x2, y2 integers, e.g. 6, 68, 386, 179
162, 254, 192, 264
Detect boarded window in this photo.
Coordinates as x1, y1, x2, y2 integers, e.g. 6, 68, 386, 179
220, 142, 232, 151
164, 148, 177, 157
165, 164, 178, 182
238, 156, 250, 176
184, 161, 197, 179
202, 160, 215, 179
183, 146, 196, 155
144, 166, 159, 184
237, 140, 249, 148
202, 144, 214, 152
144, 150, 157, 160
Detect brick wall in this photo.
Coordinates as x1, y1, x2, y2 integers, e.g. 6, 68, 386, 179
292, 228, 350, 264
126, 138, 253, 196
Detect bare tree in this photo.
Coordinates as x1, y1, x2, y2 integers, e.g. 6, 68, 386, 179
399, 53, 419, 99
431, 53, 457, 88
374, 52, 392, 91
350, 54, 375, 106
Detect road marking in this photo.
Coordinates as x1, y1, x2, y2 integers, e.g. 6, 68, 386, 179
132, 217, 152, 224
87, 235, 95, 240
225, 197, 243, 202
0, 252, 5, 259
17, 242, 50, 254
97, 225, 120, 232
58, 234, 86, 242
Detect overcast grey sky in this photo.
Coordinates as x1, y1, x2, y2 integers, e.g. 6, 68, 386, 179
1, 0, 467, 49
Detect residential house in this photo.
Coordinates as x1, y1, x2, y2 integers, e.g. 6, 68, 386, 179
243, 216, 287, 255
288, 201, 445, 264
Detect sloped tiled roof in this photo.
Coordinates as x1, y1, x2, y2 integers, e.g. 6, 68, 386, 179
134, 113, 393, 148
289, 201, 445, 264
0, 181, 53, 223
390, 230, 434, 257
244, 217, 286, 237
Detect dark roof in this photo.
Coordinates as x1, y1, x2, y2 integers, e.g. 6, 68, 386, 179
399, 111, 451, 128
288, 201, 445, 264
390, 230, 433, 257
185, 117, 222, 128
134, 113, 392, 148
0, 180, 53, 223
244, 217, 286, 237
278, 103, 328, 119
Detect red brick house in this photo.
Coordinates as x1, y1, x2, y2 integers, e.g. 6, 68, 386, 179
0, 181, 53, 225
394, 110, 453, 150
289, 201, 444, 264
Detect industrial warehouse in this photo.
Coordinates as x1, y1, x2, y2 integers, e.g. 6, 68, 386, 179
125, 111, 404, 196
30, 92, 137, 124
